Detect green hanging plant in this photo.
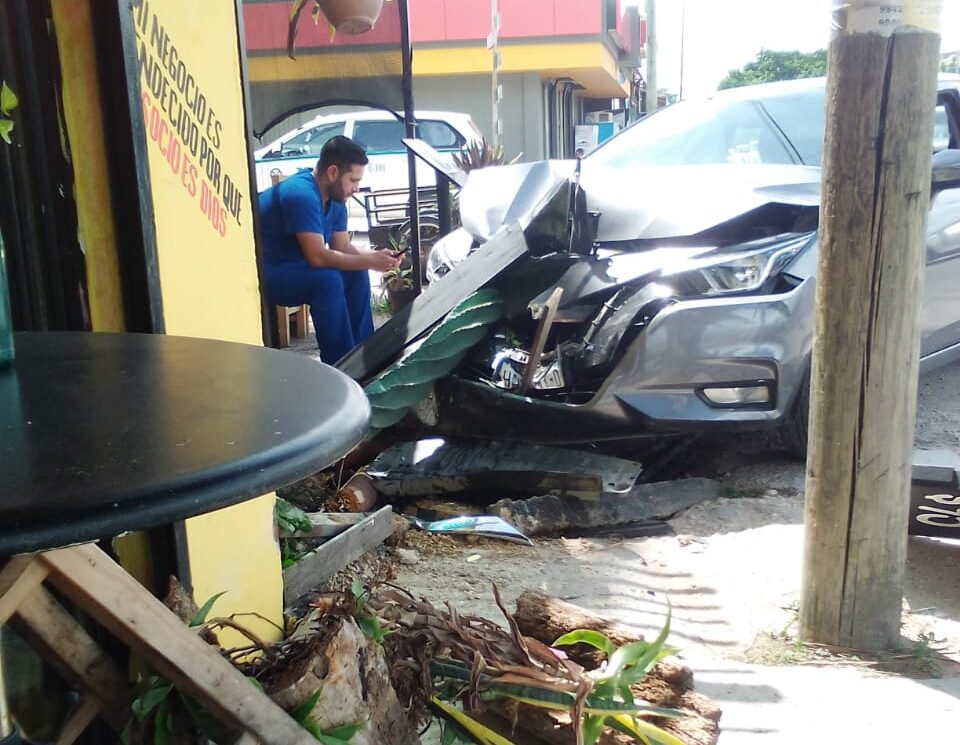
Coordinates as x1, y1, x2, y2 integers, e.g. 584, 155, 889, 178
362, 288, 503, 435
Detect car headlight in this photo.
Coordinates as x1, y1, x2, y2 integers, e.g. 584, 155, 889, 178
664, 232, 815, 296
426, 228, 474, 284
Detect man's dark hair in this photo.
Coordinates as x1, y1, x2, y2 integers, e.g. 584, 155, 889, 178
318, 135, 369, 173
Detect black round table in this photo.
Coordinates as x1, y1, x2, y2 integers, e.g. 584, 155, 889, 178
0, 332, 371, 745
0, 332, 370, 555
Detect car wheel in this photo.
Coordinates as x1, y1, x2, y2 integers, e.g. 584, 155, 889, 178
780, 371, 810, 459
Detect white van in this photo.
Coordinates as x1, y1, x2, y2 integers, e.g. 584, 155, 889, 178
254, 110, 481, 232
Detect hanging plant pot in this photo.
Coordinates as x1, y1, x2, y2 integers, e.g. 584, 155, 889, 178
318, 0, 385, 35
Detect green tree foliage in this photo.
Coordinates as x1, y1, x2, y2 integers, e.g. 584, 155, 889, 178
719, 49, 827, 90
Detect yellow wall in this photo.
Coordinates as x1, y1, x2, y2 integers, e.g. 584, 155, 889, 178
132, 0, 282, 642
247, 41, 629, 97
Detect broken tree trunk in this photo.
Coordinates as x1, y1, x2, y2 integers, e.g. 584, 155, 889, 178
801, 1, 943, 650
266, 616, 419, 745
513, 590, 720, 745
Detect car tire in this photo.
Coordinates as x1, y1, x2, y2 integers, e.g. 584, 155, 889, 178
780, 371, 810, 459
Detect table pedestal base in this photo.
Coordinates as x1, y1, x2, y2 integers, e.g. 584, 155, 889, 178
0, 544, 314, 745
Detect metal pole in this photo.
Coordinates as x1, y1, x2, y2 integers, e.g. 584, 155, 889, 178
490, 0, 501, 151
436, 176, 452, 238
679, 0, 686, 100
645, 0, 658, 113
398, 0, 422, 293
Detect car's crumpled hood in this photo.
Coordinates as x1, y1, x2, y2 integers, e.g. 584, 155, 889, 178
458, 159, 823, 245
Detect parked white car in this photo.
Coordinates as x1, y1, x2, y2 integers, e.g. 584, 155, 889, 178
254, 110, 482, 232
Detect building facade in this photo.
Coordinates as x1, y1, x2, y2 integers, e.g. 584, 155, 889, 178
242, 0, 642, 161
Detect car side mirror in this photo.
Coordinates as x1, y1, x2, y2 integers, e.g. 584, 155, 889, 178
932, 149, 960, 191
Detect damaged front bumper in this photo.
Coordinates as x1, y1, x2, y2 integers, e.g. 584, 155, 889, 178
430, 275, 815, 444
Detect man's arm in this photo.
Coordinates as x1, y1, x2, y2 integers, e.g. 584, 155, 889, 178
296, 232, 400, 272
329, 231, 362, 255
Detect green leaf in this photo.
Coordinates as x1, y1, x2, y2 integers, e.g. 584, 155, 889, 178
620, 605, 672, 685
180, 691, 231, 742
581, 714, 606, 745
291, 688, 324, 725
0, 81, 17, 114
608, 714, 689, 745
442, 722, 462, 745
553, 629, 616, 658
131, 682, 172, 721
357, 613, 391, 644
427, 697, 518, 745
323, 722, 363, 741
277, 497, 313, 533
152, 703, 174, 745
189, 591, 226, 627
0, 119, 13, 145
120, 719, 133, 745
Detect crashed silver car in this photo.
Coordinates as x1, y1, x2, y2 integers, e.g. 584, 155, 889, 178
343, 77, 960, 455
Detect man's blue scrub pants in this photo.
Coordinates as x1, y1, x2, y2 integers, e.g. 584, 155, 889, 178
265, 264, 373, 364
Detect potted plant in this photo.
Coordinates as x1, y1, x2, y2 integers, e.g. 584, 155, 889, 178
452, 137, 521, 173
288, 0, 392, 56
381, 265, 416, 313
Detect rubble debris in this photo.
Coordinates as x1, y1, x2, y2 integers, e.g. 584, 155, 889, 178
367, 438, 643, 500
394, 548, 420, 566
283, 506, 395, 605
337, 473, 379, 513
404, 497, 485, 521
492, 477, 720, 536
408, 515, 533, 545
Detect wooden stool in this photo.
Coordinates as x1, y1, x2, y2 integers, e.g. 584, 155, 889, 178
275, 305, 310, 348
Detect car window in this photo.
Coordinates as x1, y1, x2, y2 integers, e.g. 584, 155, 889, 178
353, 120, 405, 154
756, 88, 826, 165
588, 98, 794, 168
419, 120, 464, 150
267, 122, 345, 160
933, 105, 951, 152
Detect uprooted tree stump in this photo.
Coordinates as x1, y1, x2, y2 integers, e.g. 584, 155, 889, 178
249, 612, 419, 745
513, 590, 721, 745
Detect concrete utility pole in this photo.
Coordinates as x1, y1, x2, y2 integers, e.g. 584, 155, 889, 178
645, 0, 658, 113
801, 0, 944, 651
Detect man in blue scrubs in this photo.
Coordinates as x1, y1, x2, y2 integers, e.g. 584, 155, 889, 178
258, 136, 400, 362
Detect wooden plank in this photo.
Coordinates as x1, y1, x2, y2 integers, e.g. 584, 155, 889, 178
37, 544, 316, 745
800, 13, 942, 650
276, 306, 290, 348
280, 512, 368, 539
12, 586, 129, 731
519, 287, 563, 394
0, 556, 49, 625
55, 695, 100, 745
337, 224, 528, 382
283, 506, 394, 605
293, 306, 309, 339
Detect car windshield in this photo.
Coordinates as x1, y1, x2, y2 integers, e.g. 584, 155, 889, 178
588, 86, 827, 168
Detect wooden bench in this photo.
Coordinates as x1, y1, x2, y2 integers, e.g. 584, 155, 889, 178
275, 305, 310, 348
